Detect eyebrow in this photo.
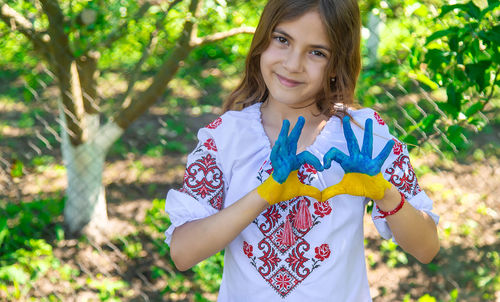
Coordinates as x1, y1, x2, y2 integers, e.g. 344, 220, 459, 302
273, 29, 332, 53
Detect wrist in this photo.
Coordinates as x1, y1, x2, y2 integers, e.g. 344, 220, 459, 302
374, 188, 405, 219
374, 185, 401, 212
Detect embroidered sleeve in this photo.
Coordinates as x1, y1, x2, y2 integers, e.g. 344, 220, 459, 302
164, 124, 226, 245
177, 138, 225, 211
367, 111, 439, 240
382, 139, 422, 200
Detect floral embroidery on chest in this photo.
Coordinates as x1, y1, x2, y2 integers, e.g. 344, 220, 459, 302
246, 160, 332, 298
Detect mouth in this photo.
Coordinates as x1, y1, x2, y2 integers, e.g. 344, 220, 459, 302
275, 73, 302, 88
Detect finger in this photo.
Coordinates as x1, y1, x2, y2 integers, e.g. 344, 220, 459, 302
279, 119, 291, 140
298, 183, 322, 201
361, 118, 373, 158
323, 147, 349, 169
287, 116, 305, 155
321, 184, 347, 202
271, 119, 290, 165
270, 138, 280, 166
289, 116, 305, 145
373, 139, 396, 167
297, 151, 324, 171
342, 116, 360, 156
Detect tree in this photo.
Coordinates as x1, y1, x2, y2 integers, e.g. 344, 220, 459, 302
0, 0, 254, 236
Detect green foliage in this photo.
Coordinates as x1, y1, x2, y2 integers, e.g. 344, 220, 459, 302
87, 275, 131, 301
411, 0, 499, 151
144, 199, 223, 298
358, 0, 499, 156
379, 240, 408, 268
192, 251, 224, 293
0, 198, 64, 300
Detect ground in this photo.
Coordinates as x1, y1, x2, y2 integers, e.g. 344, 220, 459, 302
1, 85, 499, 301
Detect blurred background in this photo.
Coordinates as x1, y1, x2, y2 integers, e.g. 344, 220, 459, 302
0, 0, 498, 301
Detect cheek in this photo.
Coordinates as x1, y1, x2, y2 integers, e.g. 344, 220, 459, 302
310, 61, 328, 79
260, 46, 282, 66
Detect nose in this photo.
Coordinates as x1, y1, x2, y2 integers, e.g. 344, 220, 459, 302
282, 50, 303, 72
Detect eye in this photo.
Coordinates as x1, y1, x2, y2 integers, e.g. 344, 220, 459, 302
311, 50, 327, 58
273, 35, 289, 45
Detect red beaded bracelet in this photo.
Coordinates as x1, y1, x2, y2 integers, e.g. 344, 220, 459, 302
374, 192, 405, 219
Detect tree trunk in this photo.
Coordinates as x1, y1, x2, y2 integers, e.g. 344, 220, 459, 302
60, 108, 124, 235
366, 12, 381, 68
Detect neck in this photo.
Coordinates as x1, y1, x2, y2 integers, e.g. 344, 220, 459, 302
261, 99, 322, 123
260, 99, 328, 152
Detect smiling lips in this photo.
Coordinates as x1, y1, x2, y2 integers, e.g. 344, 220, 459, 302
276, 73, 302, 88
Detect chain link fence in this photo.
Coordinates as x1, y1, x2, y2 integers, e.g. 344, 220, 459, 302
0, 8, 499, 301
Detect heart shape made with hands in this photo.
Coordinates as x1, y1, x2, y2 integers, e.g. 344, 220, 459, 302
257, 115, 395, 205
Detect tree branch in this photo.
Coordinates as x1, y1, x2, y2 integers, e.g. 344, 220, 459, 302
117, 9, 165, 108
113, 0, 200, 130
39, 0, 85, 146
99, 0, 182, 51
190, 26, 255, 47
99, 2, 151, 50
0, 3, 50, 53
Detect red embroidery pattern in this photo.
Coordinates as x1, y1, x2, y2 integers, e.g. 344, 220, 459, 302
180, 152, 224, 210
203, 138, 218, 151
205, 117, 222, 129
313, 201, 332, 218
270, 268, 298, 296
297, 163, 317, 184
243, 241, 253, 257
246, 162, 332, 297
374, 112, 385, 125
384, 154, 422, 199
314, 244, 331, 261
392, 139, 403, 155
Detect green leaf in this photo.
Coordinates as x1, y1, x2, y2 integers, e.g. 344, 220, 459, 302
446, 84, 462, 114
421, 114, 439, 133
478, 26, 500, 45
437, 101, 459, 120
425, 27, 459, 45
466, 60, 492, 91
402, 134, 419, 147
482, 1, 500, 18
0, 218, 8, 249
465, 101, 485, 117
10, 159, 24, 178
418, 294, 437, 302
447, 125, 468, 149
466, 1, 481, 19
0, 265, 29, 284
449, 35, 459, 52
439, 4, 469, 18
425, 49, 449, 70
410, 71, 439, 90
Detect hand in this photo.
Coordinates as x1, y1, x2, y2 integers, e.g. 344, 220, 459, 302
322, 116, 395, 201
257, 117, 323, 205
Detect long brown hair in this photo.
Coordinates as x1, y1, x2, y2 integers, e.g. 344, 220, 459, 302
223, 0, 361, 117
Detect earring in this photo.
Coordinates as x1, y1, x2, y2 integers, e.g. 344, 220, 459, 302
330, 77, 336, 84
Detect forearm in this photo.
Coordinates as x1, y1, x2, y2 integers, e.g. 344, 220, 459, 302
375, 185, 440, 263
170, 189, 269, 271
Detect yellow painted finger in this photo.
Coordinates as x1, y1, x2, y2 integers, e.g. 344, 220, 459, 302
296, 183, 322, 202
257, 171, 321, 205
321, 173, 391, 202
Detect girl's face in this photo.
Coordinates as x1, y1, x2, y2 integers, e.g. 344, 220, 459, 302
260, 10, 331, 110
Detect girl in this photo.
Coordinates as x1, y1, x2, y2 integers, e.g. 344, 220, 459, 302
165, 0, 440, 300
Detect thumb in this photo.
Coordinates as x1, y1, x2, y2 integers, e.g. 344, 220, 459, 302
321, 184, 348, 202
297, 183, 322, 201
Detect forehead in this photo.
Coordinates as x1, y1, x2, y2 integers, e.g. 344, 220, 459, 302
274, 11, 329, 45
